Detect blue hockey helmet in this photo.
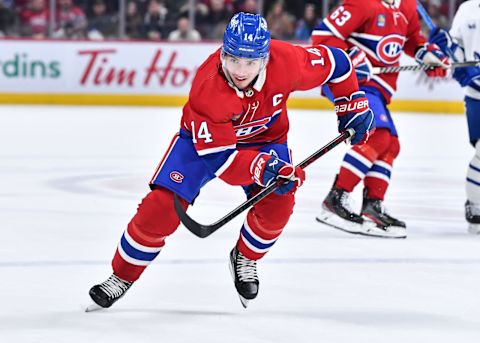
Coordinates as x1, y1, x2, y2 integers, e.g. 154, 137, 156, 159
222, 12, 270, 59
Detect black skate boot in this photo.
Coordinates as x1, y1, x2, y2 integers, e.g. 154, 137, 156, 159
322, 186, 364, 224
465, 200, 480, 234
316, 185, 384, 236
361, 189, 406, 238
86, 274, 133, 312
229, 247, 259, 308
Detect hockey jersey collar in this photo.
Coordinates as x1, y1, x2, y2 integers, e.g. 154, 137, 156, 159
223, 67, 267, 99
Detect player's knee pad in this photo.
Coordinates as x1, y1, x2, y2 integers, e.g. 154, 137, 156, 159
250, 192, 295, 235
356, 128, 392, 158
129, 187, 188, 239
380, 135, 400, 165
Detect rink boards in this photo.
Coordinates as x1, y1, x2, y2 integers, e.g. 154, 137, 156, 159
0, 39, 465, 113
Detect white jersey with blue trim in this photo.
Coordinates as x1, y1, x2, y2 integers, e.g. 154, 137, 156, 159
450, 0, 480, 100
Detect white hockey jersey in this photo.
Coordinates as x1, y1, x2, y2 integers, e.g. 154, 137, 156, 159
450, 0, 480, 99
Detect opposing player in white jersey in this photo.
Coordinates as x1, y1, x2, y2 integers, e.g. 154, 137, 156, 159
429, 0, 480, 234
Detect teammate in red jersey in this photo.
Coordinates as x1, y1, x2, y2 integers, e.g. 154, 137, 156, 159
87, 12, 374, 310
312, 0, 451, 238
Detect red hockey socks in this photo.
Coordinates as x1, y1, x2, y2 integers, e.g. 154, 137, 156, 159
236, 192, 295, 260
112, 188, 188, 282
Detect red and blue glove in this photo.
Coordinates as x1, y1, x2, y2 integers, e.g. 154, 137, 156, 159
415, 43, 451, 78
348, 46, 373, 83
335, 91, 375, 145
251, 153, 305, 195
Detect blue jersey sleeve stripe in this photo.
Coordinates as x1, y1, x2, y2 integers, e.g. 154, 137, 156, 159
327, 47, 352, 83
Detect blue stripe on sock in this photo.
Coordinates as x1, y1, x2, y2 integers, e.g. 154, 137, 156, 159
469, 163, 480, 174
241, 226, 276, 250
371, 164, 391, 178
344, 153, 370, 175
120, 234, 160, 262
467, 177, 480, 186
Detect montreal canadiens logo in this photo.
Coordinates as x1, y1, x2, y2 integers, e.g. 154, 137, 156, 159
376, 34, 405, 65
170, 171, 184, 183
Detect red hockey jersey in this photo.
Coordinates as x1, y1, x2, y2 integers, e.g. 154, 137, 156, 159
180, 39, 361, 185
312, 0, 426, 103
182, 40, 357, 156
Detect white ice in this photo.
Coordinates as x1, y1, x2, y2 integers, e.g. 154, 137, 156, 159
0, 105, 479, 343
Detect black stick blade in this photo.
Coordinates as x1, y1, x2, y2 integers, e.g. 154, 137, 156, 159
174, 194, 217, 238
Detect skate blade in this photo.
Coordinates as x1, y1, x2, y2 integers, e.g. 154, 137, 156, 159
316, 211, 406, 239
85, 303, 104, 312
239, 295, 249, 309
229, 255, 251, 309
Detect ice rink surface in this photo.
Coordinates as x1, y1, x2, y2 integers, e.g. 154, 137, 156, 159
1, 105, 479, 343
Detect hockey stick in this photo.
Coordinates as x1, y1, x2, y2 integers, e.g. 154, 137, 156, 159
373, 60, 480, 74
416, 0, 436, 31
373, 1, 465, 75
174, 128, 355, 238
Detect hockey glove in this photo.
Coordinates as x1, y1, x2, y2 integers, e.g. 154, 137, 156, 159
348, 46, 373, 82
251, 153, 305, 195
335, 91, 375, 145
415, 43, 451, 78
428, 28, 454, 56
452, 66, 480, 87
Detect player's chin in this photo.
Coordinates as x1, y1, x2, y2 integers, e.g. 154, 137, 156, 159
234, 80, 250, 89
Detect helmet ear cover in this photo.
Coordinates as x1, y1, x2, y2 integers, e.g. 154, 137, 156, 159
222, 12, 271, 59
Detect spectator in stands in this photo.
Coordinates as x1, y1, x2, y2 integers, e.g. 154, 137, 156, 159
0, 0, 18, 37
125, 0, 143, 39
54, 0, 88, 39
143, 0, 168, 40
266, 0, 294, 40
19, 0, 49, 38
177, 0, 208, 37
202, 0, 232, 39
294, 2, 319, 41
427, 0, 448, 29
87, 0, 118, 39
235, 0, 258, 14
167, 15, 201, 41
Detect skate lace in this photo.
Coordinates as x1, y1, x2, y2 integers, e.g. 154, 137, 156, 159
236, 253, 258, 282
99, 275, 131, 298
339, 192, 355, 212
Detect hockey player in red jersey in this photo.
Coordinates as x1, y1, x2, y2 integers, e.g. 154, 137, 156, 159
87, 12, 374, 310
312, 0, 451, 238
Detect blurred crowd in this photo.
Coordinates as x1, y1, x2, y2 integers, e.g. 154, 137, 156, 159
0, 0, 462, 41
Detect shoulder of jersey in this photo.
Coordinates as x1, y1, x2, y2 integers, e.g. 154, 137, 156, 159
269, 40, 296, 64
458, 0, 480, 12
189, 50, 241, 120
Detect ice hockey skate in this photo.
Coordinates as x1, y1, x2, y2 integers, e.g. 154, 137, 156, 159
86, 274, 133, 312
316, 185, 387, 237
360, 190, 407, 239
466, 200, 480, 234
229, 247, 259, 308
